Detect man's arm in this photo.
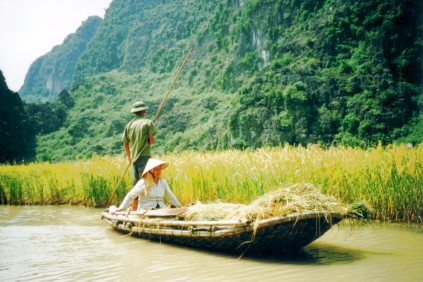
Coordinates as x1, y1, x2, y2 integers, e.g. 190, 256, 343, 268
124, 142, 131, 162
149, 134, 154, 145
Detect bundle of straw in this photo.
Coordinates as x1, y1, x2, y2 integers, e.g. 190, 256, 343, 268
181, 201, 245, 221
180, 183, 349, 222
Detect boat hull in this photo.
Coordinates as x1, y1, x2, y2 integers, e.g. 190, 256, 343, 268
102, 210, 342, 255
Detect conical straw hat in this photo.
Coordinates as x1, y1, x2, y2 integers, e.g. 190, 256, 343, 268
142, 158, 169, 177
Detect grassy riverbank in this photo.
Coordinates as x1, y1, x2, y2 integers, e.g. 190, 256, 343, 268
0, 144, 422, 222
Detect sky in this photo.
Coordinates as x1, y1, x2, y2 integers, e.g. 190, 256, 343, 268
0, 0, 113, 92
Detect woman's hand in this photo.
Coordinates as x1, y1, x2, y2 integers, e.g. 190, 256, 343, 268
109, 206, 122, 215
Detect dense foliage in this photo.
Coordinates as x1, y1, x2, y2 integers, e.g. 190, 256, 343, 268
13, 0, 423, 161
0, 71, 31, 162
227, 0, 422, 147
0, 72, 75, 163
24, 90, 74, 135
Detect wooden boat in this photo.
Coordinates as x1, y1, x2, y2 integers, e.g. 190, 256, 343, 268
101, 207, 343, 255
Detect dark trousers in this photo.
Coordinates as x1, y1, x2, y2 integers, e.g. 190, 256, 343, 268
132, 156, 150, 185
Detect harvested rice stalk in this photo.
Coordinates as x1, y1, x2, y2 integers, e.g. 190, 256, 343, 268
227, 183, 347, 221
179, 183, 353, 222
344, 201, 372, 224
181, 201, 245, 221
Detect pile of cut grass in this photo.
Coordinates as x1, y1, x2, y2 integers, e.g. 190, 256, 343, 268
180, 183, 349, 221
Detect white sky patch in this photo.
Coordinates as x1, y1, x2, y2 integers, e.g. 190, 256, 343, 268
0, 0, 112, 92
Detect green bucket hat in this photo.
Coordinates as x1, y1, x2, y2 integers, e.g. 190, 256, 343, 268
130, 101, 148, 113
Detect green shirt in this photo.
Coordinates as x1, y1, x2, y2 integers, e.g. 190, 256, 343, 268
122, 116, 157, 161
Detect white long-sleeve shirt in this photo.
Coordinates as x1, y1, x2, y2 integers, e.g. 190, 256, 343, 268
118, 178, 181, 210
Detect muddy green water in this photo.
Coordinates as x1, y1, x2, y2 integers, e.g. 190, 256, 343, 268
0, 206, 422, 281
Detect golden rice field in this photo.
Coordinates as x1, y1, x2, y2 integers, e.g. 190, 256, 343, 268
0, 143, 422, 223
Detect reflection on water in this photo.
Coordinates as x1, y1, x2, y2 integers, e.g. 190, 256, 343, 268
0, 206, 422, 281
250, 242, 367, 265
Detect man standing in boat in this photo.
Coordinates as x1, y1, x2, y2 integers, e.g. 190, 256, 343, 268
123, 100, 157, 185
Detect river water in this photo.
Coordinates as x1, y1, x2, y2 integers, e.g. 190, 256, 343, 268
0, 206, 422, 282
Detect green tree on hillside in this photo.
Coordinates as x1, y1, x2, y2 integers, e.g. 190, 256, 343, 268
0, 71, 31, 162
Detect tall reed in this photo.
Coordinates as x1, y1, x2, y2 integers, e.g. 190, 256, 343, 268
0, 156, 132, 207
0, 144, 421, 222
164, 143, 422, 223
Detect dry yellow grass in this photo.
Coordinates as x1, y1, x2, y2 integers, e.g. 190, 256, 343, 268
0, 143, 421, 222
180, 183, 349, 222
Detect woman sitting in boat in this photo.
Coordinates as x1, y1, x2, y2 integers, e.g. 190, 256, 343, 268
115, 158, 182, 212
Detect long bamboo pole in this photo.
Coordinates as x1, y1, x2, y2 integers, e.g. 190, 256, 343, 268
106, 161, 131, 208
152, 48, 193, 122
106, 49, 194, 208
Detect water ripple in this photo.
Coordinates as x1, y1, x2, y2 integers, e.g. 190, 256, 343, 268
1, 206, 422, 281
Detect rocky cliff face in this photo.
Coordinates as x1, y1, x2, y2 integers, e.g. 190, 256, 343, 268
19, 16, 103, 102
